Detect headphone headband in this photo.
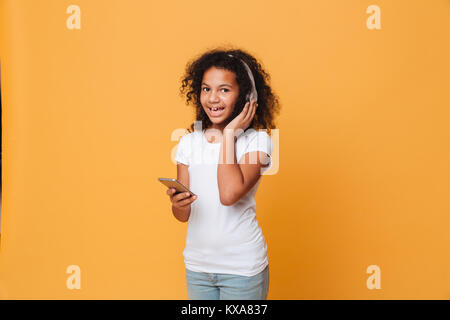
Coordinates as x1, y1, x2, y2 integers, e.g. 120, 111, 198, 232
227, 53, 258, 102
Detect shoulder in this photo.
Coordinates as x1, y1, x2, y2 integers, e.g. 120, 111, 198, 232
237, 129, 273, 170
178, 131, 198, 144
238, 128, 272, 146
175, 131, 200, 166
177, 130, 204, 151
236, 128, 273, 164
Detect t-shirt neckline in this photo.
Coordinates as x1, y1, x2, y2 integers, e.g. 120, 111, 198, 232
202, 129, 222, 146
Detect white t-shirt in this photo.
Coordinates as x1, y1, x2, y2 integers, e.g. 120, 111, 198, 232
174, 128, 273, 277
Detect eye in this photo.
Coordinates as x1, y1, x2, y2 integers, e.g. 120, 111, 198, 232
202, 87, 229, 92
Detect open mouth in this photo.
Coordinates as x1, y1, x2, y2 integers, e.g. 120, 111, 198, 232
207, 106, 225, 117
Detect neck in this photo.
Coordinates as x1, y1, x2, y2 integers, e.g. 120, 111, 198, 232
208, 123, 226, 133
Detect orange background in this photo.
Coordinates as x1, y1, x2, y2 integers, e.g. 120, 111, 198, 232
0, 0, 449, 299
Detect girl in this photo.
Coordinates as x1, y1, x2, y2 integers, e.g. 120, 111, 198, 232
167, 48, 280, 300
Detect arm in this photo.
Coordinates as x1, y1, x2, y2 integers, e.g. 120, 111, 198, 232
171, 163, 191, 222
217, 130, 270, 206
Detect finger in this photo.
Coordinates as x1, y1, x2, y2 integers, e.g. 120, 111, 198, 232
174, 192, 192, 202
178, 195, 197, 207
242, 101, 250, 117
169, 189, 176, 202
168, 188, 177, 199
244, 100, 256, 123
247, 107, 256, 125
251, 101, 257, 118
173, 192, 186, 202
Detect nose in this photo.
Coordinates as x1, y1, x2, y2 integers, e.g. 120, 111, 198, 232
207, 89, 220, 103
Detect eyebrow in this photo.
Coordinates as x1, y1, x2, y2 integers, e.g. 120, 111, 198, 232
201, 82, 233, 88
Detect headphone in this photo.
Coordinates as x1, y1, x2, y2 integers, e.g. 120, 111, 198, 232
227, 53, 258, 103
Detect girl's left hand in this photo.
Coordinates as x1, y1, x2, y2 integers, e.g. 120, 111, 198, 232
224, 98, 258, 134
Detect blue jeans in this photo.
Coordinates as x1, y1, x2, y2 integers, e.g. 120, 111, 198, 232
185, 265, 269, 300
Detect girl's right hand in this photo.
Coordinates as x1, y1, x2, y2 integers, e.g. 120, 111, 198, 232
167, 188, 197, 209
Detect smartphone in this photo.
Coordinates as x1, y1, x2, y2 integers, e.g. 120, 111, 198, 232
158, 178, 196, 197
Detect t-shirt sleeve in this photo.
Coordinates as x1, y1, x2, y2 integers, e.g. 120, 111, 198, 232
174, 134, 191, 165
241, 130, 273, 173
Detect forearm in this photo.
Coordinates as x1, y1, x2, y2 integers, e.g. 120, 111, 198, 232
172, 204, 190, 222
217, 130, 244, 205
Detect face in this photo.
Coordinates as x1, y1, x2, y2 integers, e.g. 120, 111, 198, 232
200, 67, 240, 130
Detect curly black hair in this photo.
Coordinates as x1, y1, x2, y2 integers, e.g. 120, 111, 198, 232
179, 46, 281, 136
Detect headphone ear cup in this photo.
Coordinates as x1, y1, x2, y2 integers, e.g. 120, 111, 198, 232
247, 88, 257, 103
